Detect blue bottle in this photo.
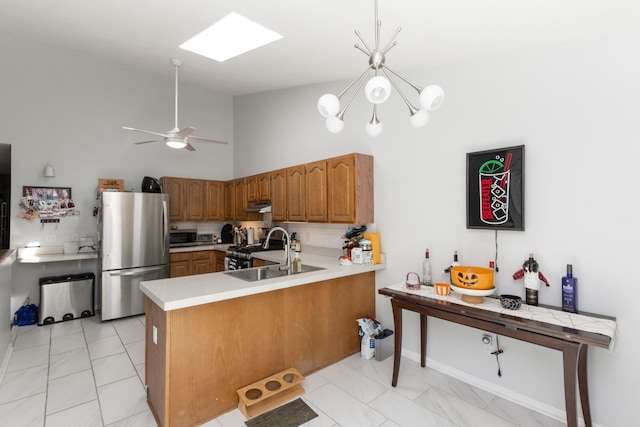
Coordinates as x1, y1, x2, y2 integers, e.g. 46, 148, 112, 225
562, 264, 577, 313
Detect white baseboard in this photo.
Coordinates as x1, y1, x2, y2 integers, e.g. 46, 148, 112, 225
400, 348, 596, 427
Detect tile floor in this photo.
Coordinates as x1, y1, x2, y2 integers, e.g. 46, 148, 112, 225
0, 315, 565, 427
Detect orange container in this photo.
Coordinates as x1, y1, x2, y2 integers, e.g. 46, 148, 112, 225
434, 282, 450, 296
451, 266, 494, 290
364, 233, 380, 264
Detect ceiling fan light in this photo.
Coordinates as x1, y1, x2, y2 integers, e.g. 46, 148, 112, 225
317, 94, 340, 118
365, 76, 392, 104
326, 116, 345, 134
166, 138, 187, 149
409, 109, 430, 128
419, 85, 445, 111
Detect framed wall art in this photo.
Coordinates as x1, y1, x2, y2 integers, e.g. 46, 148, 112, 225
466, 145, 524, 231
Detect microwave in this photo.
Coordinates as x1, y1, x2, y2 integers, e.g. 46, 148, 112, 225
169, 229, 197, 247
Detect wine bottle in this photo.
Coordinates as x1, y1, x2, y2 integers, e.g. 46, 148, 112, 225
443, 250, 460, 274
562, 264, 577, 313
422, 248, 433, 286
525, 252, 538, 306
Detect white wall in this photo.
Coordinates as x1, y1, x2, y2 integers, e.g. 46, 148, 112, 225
0, 32, 234, 315
233, 36, 640, 426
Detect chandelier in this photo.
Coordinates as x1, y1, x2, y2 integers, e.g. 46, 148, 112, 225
317, 0, 444, 137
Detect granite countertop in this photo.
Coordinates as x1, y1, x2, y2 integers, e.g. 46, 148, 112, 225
141, 250, 384, 312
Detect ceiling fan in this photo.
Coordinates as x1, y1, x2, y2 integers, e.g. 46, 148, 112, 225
123, 58, 227, 151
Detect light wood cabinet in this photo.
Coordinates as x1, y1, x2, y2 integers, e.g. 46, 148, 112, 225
145, 271, 375, 426
286, 165, 306, 222
214, 250, 226, 272
233, 179, 248, 221
170, 251, 215, 277
224, 180, 235, 220
247, 172, 271, 203
305, 160, 327, 222
327, 153, 374, 223
246, 175, 258, 203
185, 179, 205, 221
161, 177, 185, 221
204, 181, 224, 221
270, 168, 286, 221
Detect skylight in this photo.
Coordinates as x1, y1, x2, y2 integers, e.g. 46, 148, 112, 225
180, 12, 283, 62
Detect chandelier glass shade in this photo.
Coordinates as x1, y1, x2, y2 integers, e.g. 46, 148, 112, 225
317, 0, 444, 137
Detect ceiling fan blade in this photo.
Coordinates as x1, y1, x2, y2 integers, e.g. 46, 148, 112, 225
185, 143, 196, 152
122, 126, 168, 138
189, 136, 229, 145
175, 126, 196, 138
134, 140, 161, 145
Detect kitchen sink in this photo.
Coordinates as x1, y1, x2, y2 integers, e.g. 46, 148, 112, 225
224, 264, 325, 282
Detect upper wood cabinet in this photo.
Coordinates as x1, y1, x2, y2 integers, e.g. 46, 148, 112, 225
270, 169, 287, 221
234, 178, 248, 221
327, 153, 374, 223
247, 172, 271, 202
162, 177, 225, 222
305, 160, 327, 222
205, 181, 225, 221
286, 165, 306, 222
185, 179, 205, 221
224, 180, 235, 220
161, 177, 186, 221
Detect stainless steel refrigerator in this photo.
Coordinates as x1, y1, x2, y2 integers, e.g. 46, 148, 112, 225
98, 192, 169, 321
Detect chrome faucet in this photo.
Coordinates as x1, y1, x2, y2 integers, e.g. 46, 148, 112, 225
263, 227, 291, 271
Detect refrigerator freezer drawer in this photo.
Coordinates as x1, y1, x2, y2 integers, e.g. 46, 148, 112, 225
39, 273, 95, 326
101, 264, 169, 321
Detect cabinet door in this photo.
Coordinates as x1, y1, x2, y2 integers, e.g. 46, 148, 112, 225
161, 177, 185, 221
328, 153, 374, 223
305, 160, 327, 222
286, 165, 306, 222
246, 175, 258, 203
191, 259, 210, 275
205, 181, 224, 221
270, 169, 287, 221
224, 181, 235, 220
185, 179, 205, 221
214, 250, 226, 272
234, 179, 248, 220
258, 172, 271, 201
170, 261, 190, 278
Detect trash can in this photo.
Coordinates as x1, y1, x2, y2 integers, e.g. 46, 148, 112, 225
374, 329, 394, 361
39, 272, 95, 325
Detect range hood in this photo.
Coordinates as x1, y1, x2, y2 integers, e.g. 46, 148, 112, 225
245, 201, 272, 213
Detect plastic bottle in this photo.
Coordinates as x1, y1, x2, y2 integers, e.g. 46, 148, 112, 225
422, 248, 433, 286
292, 245, 302, 273
562, 264, 577, 313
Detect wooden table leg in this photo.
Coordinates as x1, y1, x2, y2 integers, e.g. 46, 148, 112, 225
420, 313, 427, 368
391, 299, 402, 387
562, 342, 580, 427
577, 344, 592, 427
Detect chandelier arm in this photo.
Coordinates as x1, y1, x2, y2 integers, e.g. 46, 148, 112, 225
355, 44, 371, 57
374, 0, 380, 51
382, 27, 401, 55
337, 68, 373, 119
382, 68, 418, 115
384, 65, 423, 92
355, 30, 373, 55
337, 66, 374, 99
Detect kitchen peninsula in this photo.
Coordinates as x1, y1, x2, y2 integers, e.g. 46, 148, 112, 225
141, 250, 384, 427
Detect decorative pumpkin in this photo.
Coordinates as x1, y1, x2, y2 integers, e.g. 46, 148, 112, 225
451, 266, 494, 290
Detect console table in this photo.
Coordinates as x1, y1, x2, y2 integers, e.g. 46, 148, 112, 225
379, 284, 616, 427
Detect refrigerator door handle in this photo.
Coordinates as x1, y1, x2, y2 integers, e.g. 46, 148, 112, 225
110, 266, 166, 277
162, 198, 168, 254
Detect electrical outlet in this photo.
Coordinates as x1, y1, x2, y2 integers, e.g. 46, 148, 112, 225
482, 334, 493, 353
46, 234, 56, 243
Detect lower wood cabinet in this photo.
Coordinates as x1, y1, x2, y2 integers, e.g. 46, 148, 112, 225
145, 271, 375, 427
169, 251, 216, 277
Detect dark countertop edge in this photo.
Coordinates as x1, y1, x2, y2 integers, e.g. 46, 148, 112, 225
0, 249, 17, 264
